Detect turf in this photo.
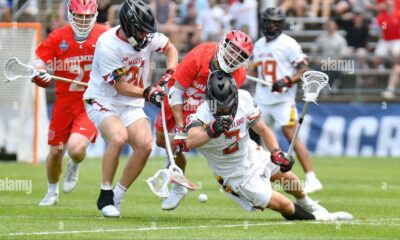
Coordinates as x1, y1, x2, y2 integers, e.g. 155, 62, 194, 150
0, 156, 400, 240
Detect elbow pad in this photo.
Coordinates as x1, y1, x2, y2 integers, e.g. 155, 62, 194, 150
168, 85, 185, 106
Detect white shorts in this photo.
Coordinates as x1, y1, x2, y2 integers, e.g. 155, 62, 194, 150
258, 101, 297, 128
219, 141, 280, 211
374, 39, 400, 57
84, 98, 148, 130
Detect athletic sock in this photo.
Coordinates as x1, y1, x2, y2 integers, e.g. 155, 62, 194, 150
48, 182, 59, 194
101, 182, 113, 191
305, 171, 316, 180
296, 195, 311, 205
282, 203, 316, 220
113, 183, 127, 203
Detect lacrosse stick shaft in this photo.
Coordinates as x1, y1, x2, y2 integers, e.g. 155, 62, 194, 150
246, 75, 271, 86
161, 101, 178, 168
287, 102, 310, 157
51, 75, 88, 87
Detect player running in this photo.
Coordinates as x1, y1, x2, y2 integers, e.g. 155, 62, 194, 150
251, 8, 323, 193
154, 30, 253, 210
32, 0, 107, 206
83, 0, 178, 217
186, 70, 353, 221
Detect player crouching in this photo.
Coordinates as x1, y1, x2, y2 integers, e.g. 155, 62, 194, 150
185, 70, 353, 221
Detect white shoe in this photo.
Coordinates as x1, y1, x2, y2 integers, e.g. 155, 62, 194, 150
304, 177, 323, 194
161, 183, 188, 210
330, 211, 353, 221
100, 205, 121, 218
382, 90, 395, 100
62, 160, 80, 193
312, 208, 332, 221
39, 192, 59, 206
297, 197, 329, 216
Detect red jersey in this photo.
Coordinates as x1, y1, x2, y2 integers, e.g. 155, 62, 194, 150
170, 42, 246, 114
36, 24, 107, 98
376, 10, 400, 41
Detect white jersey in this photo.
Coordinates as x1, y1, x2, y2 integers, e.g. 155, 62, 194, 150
253, 33, 307, 105
84, 26, 169, 107
189, 90, 262, 179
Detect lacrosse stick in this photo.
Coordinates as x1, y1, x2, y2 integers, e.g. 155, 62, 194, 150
287, 71, 330, 157
246, 75, 272, 86
4, 57, 88, 87
146, 100, 197, 198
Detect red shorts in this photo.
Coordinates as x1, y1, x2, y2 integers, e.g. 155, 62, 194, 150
48, 98, 97, 146
154, 97, 193, 132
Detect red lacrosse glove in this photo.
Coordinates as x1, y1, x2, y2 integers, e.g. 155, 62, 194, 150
173, 126, 189, 152
270, 148, 295, 173
143, 85, 165, 108
156, 68, 175, 87
32, 67, 52, 88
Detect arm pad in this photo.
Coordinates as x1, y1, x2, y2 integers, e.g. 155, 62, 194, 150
168, 85, 185, 106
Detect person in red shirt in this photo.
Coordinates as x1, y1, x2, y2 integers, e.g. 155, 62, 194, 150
32, 0, 107, 206
154, 30, 253, 210
374, 0, 400, 99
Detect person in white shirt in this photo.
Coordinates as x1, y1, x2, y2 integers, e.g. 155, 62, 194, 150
83, 0, 178, 218
251, 8, 323, 193
186, 70, 352, 221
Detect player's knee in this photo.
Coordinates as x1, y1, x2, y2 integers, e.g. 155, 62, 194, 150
48, 146, 64, 159
252, 192, 270, 210
138, 138, 153, 156
67, 143, 87, 161
109, 132, 128, 149
155, 132, 166, 148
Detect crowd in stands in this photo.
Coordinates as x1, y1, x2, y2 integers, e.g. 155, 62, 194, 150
1, 0, 400, 100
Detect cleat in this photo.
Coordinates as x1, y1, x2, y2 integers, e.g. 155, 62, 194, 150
62, 160, 80, 193
161, 183, 188, 210
304, 177, 323, 194
100, 205, 121, 218
39, 192, 59, 206
297, 197, 329, 216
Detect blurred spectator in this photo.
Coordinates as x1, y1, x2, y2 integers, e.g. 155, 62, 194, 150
228, 0, 258, 39
281, 0, 333, 18
97, 0, 117, 27
313, 19, 349, 89
180, 0, 209, 20
45, 12, 65, 35
339, 8, 370, 69
372, 0, 400, 98
150, 0, 193, 51
25, 0, 38, 16
195, 0, 225, 43
0, 0, 11, 22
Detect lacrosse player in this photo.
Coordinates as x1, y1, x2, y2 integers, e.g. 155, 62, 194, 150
32, 0, 107, 206
251, 8, 323, 193
83, 0, 178, 217
154, 30, 253, 210
186, 70, 352, 221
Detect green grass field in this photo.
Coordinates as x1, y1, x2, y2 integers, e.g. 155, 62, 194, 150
1, 156, 400, 240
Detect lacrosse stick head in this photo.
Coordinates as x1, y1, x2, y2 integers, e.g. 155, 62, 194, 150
4, 57, 37, 82
300, 71, 330, 104
146, 169, 170, 198
170, 170, 198, 190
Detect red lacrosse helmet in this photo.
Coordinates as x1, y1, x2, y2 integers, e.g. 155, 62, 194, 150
217, 30, 253, 73
68, 0, 98, 39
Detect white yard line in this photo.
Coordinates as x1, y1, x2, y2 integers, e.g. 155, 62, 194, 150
1, 219, 400, 237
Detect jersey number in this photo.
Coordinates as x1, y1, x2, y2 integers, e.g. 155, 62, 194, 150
126, 61, 145, 88
223, 129, 240, 155
69, 64, 91, 92
262, 60, 277, 84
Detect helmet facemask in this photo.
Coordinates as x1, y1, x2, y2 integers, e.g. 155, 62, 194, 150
217, 39, 250, 73
262, 19, 284, 41
125, 26, 155, 51
68, 0, 98, 40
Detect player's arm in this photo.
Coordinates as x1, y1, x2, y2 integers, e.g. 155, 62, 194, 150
272, 60, 309, 92
186, 115, 232, 149
32, 33, 58, 88
109, 68, 164, 107
249, 110, 294, 172
169, 81, 185, 127
156, 42, 179, 87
